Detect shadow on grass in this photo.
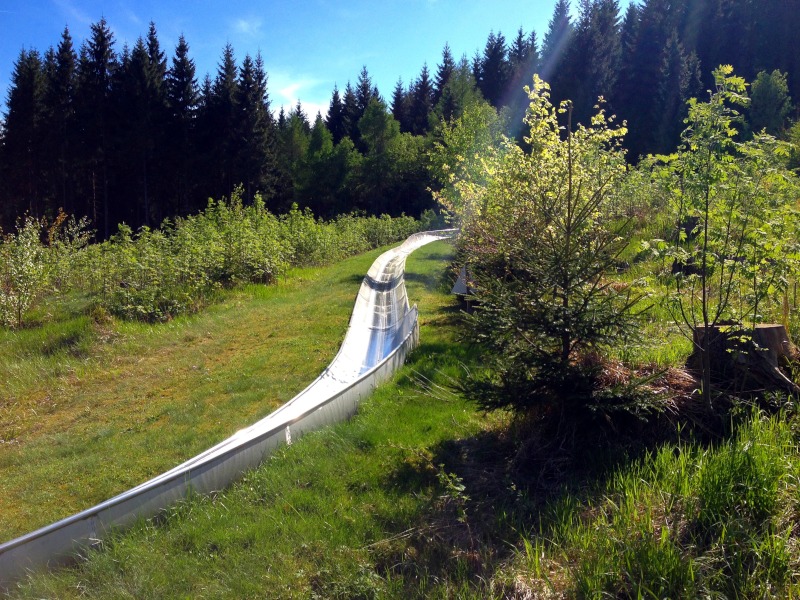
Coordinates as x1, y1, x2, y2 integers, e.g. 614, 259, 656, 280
371, 339, 738, 598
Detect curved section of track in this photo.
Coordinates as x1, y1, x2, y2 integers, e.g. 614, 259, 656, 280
0, 229, 456, 589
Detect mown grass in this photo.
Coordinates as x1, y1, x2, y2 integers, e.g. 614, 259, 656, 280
11, 239, 497, 598
0, 244, 394, 541
9, 240, 800, 599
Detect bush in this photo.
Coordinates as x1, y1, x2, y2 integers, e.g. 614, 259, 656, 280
0, 188, 423, 326
0, 216, 49, 328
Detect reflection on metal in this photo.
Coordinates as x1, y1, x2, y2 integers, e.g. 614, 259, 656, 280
0, 229, 456, 589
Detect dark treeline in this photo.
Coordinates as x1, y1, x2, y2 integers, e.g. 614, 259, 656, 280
2, 0, 798, 235
0, 21, 441, 236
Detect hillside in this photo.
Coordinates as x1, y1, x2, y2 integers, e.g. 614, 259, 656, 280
10, 240, 800, 598
0, 243, 398, 543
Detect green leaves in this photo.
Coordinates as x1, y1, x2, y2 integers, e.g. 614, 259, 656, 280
0, 196, 422, 327
656, 66, 800, 336
447, 76, 644, 416
0, 217, 49, 328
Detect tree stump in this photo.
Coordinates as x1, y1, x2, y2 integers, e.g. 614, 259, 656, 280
690, 323, 800, 396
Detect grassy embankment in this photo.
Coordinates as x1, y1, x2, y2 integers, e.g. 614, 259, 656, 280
10, 239, 800, 598
0, 243, 395, 541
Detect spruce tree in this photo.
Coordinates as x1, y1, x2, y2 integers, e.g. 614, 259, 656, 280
296, 113, 337, 214
652, 30, 700, 154
112, 37, 156, 226
166, 34, 199, 213
612, 1, 640, 122
434, 43, 456, 104
749, 70, 793, 136
432, 55, 482, 124
507, 28, 540, 139
41, 27, 77, 216
409, 63, 434, 135
623, 0, 672, 159
564, 0, 621, 127
325, 85, 346, 144
390, 78, 409, 132
355, 66, 375, 117
476, 31, 511, 107
342, 81, 360, 145
235, 52, 275, 201
144, 22, 168, 219
75, 18, 117, 236
208, 43, 239, 199
2, 49, 45, 220
540, 0, 573, 82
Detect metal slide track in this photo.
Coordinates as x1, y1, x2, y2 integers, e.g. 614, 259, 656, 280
0, 229, 456, 589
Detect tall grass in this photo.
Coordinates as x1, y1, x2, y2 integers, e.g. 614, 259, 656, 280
512, 412, 800, 598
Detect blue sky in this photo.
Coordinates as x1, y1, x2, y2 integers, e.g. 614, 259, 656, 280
1, 0, 632, 118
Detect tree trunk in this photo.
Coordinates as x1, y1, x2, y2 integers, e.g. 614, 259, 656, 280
691, 324, 800, 396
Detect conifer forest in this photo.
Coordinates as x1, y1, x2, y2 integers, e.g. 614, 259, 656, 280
2, 0, 798, 237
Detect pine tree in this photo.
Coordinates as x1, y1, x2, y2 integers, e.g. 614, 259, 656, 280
563, 0, 622, 126
653, 30, 692, 153
588, 0, 622, 99
112, 37, 157, 226
75, 18, 117, 236
275, 102, 311, 207
355, 66, 376, 117
166, 34, 199, 213
409, 63, 434, 135
235, 52, 276, 200
390, 78, 408, 132
434, 43, 456, 104
749, 70, 793, 136
144, 22, 169, 220
476, 31, 511, 107
612, 1, 640, 120
342, 81, 360, 145
296, 113, 338, 214
2, 49, 45, 220
540, 0, 573, 83
432, 55, 483, 124
507, 28, 540, 139
355, 98, 401, 214
619, 0, 672, 159
325, 85, 346, 144
41, 27, 77, 216
207, 43, 239, 199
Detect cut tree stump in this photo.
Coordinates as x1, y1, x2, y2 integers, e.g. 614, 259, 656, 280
690, 323, 800, 396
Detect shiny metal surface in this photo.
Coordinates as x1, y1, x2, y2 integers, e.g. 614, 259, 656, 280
0, 229, 455, 589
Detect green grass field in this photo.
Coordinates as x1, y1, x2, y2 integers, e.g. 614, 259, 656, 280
8, 240, 800, 598
11, 238, 492, 598
0, 245, 393, 542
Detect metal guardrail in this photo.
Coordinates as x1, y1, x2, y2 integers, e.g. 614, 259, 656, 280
0, 229, 456, 590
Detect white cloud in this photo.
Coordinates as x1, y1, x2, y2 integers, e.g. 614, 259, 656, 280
231, 17, 263, 38
52, 0, 93, 27
269, 71, 329, 118
119, 4, 143, 28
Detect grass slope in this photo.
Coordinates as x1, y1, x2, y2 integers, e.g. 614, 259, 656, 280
0, 246, 386, 541
10, 240, 800, 599
12, 238, 491, 598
